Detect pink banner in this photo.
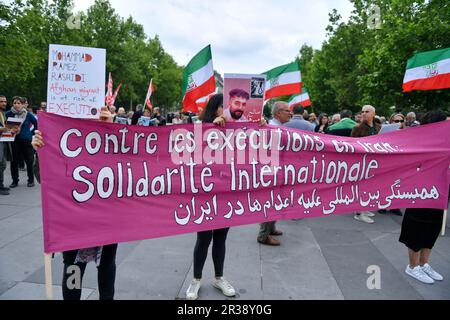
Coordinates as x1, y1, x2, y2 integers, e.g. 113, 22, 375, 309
38, 112, 450, 253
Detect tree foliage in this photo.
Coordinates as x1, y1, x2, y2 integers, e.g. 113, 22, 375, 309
299, 0, 450, 116
0, 0, 182, 111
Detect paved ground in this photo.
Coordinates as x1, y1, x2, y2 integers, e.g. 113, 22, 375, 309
0, 168, 449, 300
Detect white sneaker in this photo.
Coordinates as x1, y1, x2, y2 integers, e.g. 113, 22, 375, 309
363, 211, 375, 217
213, 277, 236, 297
405, 265, 434, 284
354, 213, 374, 224
186, 279, 201, 300
421, 263, 444, 281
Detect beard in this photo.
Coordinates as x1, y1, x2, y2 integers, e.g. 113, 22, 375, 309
230, 110, 244, 120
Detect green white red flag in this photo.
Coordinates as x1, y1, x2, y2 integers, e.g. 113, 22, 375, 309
144, 79, 154, 110
105, 72, 114, 106
288, 87, 311, 109
182, 45, 216, 113
111, 82, 122, 106
403, 47, 450, 92
264, 61, 302, 99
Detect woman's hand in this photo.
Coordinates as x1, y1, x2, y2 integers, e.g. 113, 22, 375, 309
99, 107, 113, 123
32, 130, 44, 151
213, 115, 226, 127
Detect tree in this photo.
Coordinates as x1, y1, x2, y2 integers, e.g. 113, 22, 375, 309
0, 0, 183, 111
302, 0, 450, 116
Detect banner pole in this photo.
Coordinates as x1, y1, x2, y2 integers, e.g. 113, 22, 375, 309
442, 209, 447, 236
44, 253, 53, 299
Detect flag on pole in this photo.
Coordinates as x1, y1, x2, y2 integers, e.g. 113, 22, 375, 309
111, 82, 122, 106
288, 87, 311, 110
182, 45, 216, 113
105, 72, 114, 106
263, 61, 302, 99
403, 47, 450, 92
144, 79, 155, 110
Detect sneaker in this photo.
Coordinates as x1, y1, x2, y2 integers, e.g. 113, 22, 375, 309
213, 277, 236, 297
9, 182, 18, 188
0, 186, 10, 191
186, 279, 201, 300
405, 265, 434, 284
421, 263, 443, 281
0, 189, 9, 195
27, 182, 35, 187
354, 213, 374, 224
363, 211, 375, 217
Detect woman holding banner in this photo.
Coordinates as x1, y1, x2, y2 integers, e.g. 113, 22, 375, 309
32, 107, 118, 300
399, 110, 448, 285
185, 93, 237, 300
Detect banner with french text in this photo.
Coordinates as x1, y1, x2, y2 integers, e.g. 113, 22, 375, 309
38, 112, 450, 253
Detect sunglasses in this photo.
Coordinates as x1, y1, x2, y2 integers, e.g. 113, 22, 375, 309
394, 120, 404, 123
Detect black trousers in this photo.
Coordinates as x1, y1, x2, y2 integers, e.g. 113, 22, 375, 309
62, 244, 118, 300
11, 139, 34, 184
193, 228, 229, 279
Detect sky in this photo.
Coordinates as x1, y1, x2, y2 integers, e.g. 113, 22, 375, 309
72, 0, 354, 75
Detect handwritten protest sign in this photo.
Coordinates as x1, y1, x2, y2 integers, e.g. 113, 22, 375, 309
46, 44, 106, 119
38, 112, 450, 253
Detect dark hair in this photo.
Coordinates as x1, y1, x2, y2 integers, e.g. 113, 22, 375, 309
340, 109, 352, 119
12, 96, 25, 104
229, 89, 249, 100
420, 110, 447, 125
292, 105, 304, 115
318, 113, 328, 125
31, 105, 40, 114
202, 93, 223, 123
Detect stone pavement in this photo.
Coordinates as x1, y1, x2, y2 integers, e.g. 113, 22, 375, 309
1, 169, 449, 300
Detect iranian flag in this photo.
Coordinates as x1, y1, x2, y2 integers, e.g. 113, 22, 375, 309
182, 45, 216, 113
144, 79, 155, 110
288, 88, 311, 109
105, 72, 114, 106
111, 82, 122, 106
403, 47, 450, 92
264, 61, 302, 99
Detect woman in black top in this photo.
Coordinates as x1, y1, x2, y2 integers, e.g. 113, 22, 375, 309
186, 94, 236, 300
315, 113, 329, 133
399, 110, 447, 284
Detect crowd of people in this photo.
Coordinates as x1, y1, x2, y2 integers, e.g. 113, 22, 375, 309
1, 92, 448, 300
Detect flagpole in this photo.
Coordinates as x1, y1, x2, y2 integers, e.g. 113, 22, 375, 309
442, 209, 447, 236
44, 253, 53, 299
